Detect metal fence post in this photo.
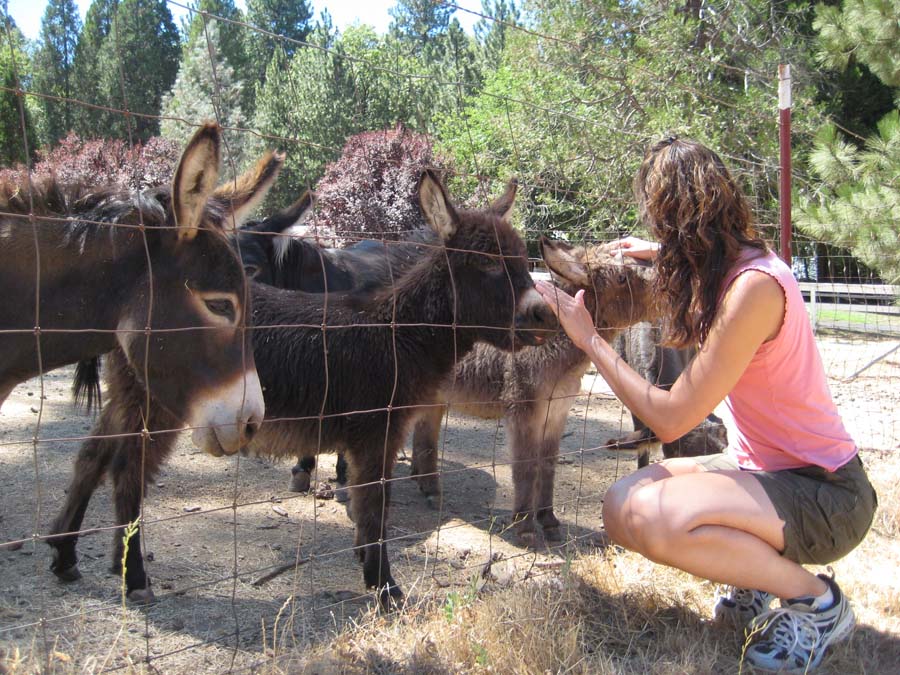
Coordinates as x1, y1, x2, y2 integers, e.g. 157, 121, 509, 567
779, 64, 792, 268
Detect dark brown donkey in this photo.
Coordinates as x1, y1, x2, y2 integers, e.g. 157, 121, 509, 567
240, 171, 554, 606
0, 124, 282, 601
235, 219, 659, 546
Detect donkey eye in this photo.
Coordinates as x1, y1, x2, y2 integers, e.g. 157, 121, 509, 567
244, 264, 260, 279
204, 298, 236, 321
617, 273, 628, 284
474, 254, 502, 271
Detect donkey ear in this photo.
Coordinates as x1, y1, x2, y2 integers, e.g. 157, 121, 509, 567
173, 123, 221, 242
418, 170, 458, 241
214, 150, 286, 231
275, 190, 315, 231
488, 178, 517, 221
540, 236, 590, 287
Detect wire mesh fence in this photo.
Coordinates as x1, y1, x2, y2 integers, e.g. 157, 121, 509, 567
1, 1, 898, 672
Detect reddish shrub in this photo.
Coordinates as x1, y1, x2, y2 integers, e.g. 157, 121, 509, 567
313, 125, 449, 242
0, 133, 181, 191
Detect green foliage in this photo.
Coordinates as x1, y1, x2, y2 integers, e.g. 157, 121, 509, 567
161, 22, 251, 171
798, 112, 900, 283
0, 14, 37, 165
437, 1, 825, 239
474, 0, 520, 70
798, 0, 900, 284
71, 0, 116, 137
253, 24, 461, 205
389, 0, 453, 55
814, 0, 900, 89
32, 0, 81, 145
95, 0, 180, 140
245, 0, 313, 59
243, 0, 313, 112
442, 574, 479, 623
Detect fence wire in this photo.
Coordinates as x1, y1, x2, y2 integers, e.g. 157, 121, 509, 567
0, 1, 898, 673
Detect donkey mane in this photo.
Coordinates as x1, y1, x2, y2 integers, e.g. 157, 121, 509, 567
0, 175, 233, 248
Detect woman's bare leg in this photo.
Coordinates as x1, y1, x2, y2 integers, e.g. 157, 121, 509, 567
602, 458, 827, 600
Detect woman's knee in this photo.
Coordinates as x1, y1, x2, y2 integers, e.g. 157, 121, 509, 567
603, 481, 668, 554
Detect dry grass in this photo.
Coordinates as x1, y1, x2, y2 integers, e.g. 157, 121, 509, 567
259, 449, 900, 675
2, 452, 898, 675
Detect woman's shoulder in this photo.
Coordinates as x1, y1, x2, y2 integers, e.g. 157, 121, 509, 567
723, 267, 784, 310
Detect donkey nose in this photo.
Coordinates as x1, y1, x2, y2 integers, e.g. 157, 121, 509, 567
516, 299, 558, 331
241, 415, 262, 446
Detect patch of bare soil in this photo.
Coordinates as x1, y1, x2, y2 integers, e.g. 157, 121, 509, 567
0, 334, 897, 673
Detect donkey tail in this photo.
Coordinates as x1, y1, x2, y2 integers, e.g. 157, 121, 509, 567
73, 357, 102, 414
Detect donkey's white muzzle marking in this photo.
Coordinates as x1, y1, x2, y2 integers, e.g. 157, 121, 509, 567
190, 368, 265, 456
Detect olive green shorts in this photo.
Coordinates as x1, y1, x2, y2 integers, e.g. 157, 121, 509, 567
694, 452, 878, 565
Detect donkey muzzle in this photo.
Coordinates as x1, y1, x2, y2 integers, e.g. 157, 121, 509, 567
189, 368, 266, 457
514, 287, 560, 346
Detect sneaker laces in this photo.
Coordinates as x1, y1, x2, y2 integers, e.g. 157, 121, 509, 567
754, 606, 822, 656
728, 587, 759, 606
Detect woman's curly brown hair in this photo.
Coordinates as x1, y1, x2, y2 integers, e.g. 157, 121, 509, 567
634, 137, 767, 348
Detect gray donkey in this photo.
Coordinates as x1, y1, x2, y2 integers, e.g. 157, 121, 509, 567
408, 238, 660, 544
608, 323, 728, 468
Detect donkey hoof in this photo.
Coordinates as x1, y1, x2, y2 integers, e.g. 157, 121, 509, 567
416, 478, 441, 499
515, 529, 537, 549
538, 512, 561, 532
424, 494, 441, 511
334, 484, 350, 504
542, 526, 562, 543
126, 587, 156, 605
52, 564, 82, 583
377, 584, 405, 612
290, 470, 312, 493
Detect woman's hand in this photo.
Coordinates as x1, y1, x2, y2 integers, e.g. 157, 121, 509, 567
606, 236, 659, 261
535, 280, 598, 352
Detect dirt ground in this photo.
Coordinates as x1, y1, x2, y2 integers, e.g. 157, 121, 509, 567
0, 332, 898, 673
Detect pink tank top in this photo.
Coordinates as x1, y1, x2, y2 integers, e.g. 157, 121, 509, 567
717, 248, 857, 472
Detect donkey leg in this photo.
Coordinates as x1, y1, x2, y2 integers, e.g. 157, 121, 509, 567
533, 394, 577, 543
348, 447, 402, 608
410, 405, 444, 505
108, 427, 177, 604
535, 431, 566, 542
508, 411, 539, 546
290, 455, 316, 493
334, 453, 350, 503
48, 426, 117, 582
108, 445, 151, 602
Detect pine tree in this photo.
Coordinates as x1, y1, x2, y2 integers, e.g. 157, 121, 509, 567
473, 0, 519, 70
437, 0, 826, 236
183, 0, 254, 118
242, 0, 313, 112
95, 0, 180, 141
183, 0, 247, 78
253, 25, 429, 206
32, 0, 81, 145
161, 22, 251, 171
71, 0, 116, 138
448, 18, 482, 95
814, 0, 900, 89
798, 1, 900, 284
389, 0, 452, 59
0, 13, 38, 165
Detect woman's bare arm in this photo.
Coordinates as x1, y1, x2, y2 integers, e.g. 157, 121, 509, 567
536, 270, 784, 442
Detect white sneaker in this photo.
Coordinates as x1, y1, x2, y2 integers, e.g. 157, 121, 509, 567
743, 574, 855, 673
713, 586, 776, 629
